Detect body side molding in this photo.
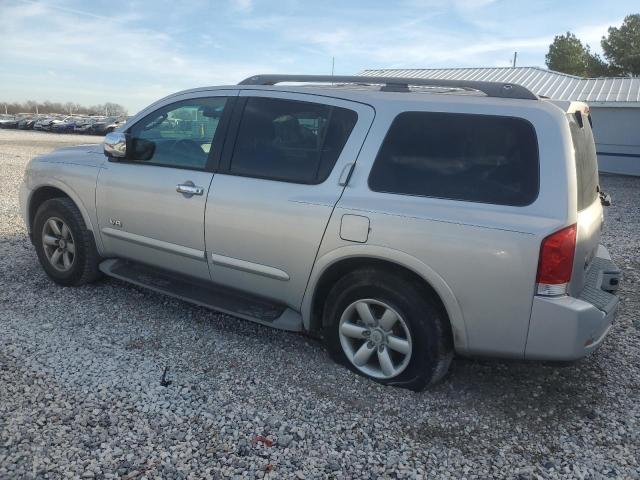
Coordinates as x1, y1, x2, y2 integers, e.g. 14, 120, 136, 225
101, 228, 206, 261
210, 253, 290, 281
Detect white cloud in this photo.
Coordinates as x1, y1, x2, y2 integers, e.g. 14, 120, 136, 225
231, 0, 254, 12
574, 20, 623, 52
453, 0, 498, 9
405, 0, 497, 12
239, 11, 550, 69
0, 0, 630, 112
0, 1, 275, 112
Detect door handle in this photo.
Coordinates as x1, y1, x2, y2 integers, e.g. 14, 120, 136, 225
338, 162, 355, 186
176, 182, 204, 197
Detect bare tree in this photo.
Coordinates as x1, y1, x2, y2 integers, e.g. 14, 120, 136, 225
0, 100, 128, 116
103, 102, 127, 116
25, 100, 38, 113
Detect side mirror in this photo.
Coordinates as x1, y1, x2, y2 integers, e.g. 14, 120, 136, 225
104, 132, 127, 158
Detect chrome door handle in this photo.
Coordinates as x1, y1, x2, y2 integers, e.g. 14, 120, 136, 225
176, 182, 204, 197
338, 162, 355, 186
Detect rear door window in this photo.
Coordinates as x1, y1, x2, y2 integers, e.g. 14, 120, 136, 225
568, 112, 599, 210
229, 97, 357, 184
368, 112, 539, 206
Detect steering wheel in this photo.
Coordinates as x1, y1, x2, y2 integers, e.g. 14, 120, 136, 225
169, 139, 205, 158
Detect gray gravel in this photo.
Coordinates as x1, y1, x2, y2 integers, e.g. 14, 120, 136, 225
1, 130, 639, 479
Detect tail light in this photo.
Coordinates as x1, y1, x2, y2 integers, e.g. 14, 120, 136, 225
536, 224, 577, 296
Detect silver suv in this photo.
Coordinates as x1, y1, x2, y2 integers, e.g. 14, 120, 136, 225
19, 75, 621, 390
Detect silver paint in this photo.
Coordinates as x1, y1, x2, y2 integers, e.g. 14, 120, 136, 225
19, 82, 617, 363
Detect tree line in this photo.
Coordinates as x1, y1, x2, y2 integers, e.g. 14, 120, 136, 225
546, 14, 640, 77
1, 100, 128, 116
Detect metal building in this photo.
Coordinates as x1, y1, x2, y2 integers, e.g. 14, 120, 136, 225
361, 67, 640, 176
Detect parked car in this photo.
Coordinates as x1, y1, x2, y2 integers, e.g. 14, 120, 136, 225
0, 116, 19, 129
73, 117, 97, 134
89, 117, 124, 135
18, 117, 38, 130
51, 116, 88, 133
19, 75, 621, 390
50, 118, 71, 133
33, 117, 56, 131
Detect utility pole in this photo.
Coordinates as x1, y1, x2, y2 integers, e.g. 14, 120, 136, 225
512, 51, 518, 68
331, 56, 335, 85
4, 104, 7, 115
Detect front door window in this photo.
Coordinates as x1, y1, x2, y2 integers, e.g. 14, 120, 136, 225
128, 98, 228, 170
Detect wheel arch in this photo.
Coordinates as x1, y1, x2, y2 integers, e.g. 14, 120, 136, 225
302, 246, 469, 352
27, 183, 98, 249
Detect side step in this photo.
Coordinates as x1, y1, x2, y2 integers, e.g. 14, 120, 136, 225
99, 259, 303, 332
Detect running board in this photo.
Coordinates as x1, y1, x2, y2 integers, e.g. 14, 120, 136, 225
99, 259, 303, 332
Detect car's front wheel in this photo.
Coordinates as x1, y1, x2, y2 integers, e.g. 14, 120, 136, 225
33, 198, 102, 286
323, 268, 453, 390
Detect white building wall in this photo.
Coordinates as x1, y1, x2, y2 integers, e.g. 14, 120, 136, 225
590, 107, 640, 176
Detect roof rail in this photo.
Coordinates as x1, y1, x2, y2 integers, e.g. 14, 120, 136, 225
238, 74, 538, 100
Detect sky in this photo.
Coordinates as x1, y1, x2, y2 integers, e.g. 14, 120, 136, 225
0, 0, 636, 114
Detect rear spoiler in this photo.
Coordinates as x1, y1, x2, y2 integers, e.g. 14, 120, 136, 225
545, 100, 590, 114
547, 100, 592, 128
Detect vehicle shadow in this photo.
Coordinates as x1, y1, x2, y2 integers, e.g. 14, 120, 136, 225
409, 352, 616, 455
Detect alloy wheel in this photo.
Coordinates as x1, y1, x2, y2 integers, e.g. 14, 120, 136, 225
42, 217, 76, 272
338, 299, 413, 379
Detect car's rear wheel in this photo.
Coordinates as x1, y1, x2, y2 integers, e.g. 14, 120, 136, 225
33, 198, 102, 286
323, 268, 453, 390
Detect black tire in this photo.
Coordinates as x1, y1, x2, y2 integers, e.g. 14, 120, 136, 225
33, 198, 102, 286
323, 268, 453, 391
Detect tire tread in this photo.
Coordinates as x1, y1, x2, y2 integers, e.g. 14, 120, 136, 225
323, 267, 453, 390
34, 198, 102, 286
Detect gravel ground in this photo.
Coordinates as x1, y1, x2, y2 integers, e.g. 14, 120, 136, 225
0, 129, 638, 479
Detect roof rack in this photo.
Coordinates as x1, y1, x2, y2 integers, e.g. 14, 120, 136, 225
238, 74, 538, 100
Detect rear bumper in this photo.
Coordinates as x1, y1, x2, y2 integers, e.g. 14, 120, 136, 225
525, 245, 620, 361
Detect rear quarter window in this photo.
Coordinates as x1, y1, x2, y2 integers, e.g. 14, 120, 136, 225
368, 111, 539, 206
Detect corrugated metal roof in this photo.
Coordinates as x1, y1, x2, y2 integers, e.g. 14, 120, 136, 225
360, 67, 640, 104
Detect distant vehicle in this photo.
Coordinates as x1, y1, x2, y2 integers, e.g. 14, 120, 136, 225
87, 117, 113, 135
18, 117, 38, 130
89, 117, 124, 135
110, 118, 127, 133
50, 117, 80, 133
73, 118, 96, 134
33, 117, 56, 131
0, 114, 126, 133
49, 116, 71, 130
0, 116, 19, 129
19, 75, 621, 390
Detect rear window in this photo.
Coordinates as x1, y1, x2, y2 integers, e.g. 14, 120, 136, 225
368, 112, 539, 206
568, 112, 599, 210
